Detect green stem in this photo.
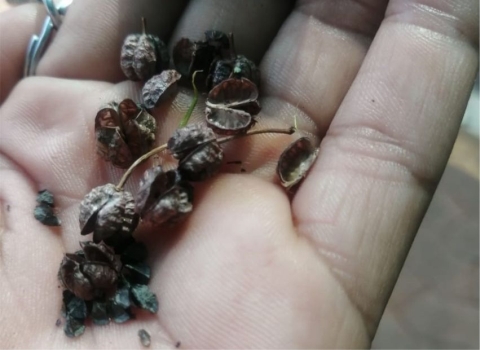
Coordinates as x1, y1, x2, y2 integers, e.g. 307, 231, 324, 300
178, 70, 202, 128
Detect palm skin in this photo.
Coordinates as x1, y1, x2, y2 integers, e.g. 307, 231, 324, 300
0, 0, 477, 348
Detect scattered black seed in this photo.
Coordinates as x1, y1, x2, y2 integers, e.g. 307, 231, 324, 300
64, 317, 86, 338
36, 189, 54, 207
176, 341, 181, 348
91, 301, 109, 326
130, 284, 158, 313
121, 242, 148, 264
34, 204, 60, 226
123, 262, 151, 285
241, 168, 246, 173
6, 204, 10, 212
55, 319, 61, 327
138, 329, 151, 347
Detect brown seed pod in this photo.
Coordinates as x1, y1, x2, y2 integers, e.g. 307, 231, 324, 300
79, 184, 138, 243
136, 167, 193, 226
95, 99, 156, 168
58, 242, 120, 300
206, 78, 261, 115
167, 123, 216, 160
205, 107, 254, 135
179, 142, 223, 181
120, 28, 169, 81
173, 38, 216, 83
142, 70, 182, 109
276, 137, 319, 189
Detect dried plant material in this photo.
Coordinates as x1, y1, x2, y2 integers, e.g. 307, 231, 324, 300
173, 38, 215, 82
120, 19, 169, 81
209, 59, 233, 88
130, 284, 159, 313
79, 184, 138, 243
142, 70, 182, 109
108, 285, 132, 323
135, 167, 193, 226
204, 30, 230, 53
58, 242, 120, 300
91, 301, 109, 325
121, 242, 148, 264
138, 329, 151, 347
62, 291, 87, 337
34, 189, 61, 226
36, 189, 54, 206
123, 262, 151, 285
95, 99, 156, 168
206, 78, 261, 115
167, 124, 216, 159
277, 137, 319, 189
205, 107, 254, 135
179, 142, 224, 181
232, 55, 261, 86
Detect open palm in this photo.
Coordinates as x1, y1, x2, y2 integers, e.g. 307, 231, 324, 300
0, 0, 477, 348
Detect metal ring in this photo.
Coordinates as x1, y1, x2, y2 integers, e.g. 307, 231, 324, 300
24, 0, 73, 77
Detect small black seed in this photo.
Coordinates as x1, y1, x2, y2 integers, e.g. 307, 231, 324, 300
240, 168, 246, 173
64, 293, 87, 321
55, 318, 61, 327
91, 301, 110, 326
123, 262, 151, 285
36, 189, 54, 207
138, 329, 151, 347
121, 242, 148, 264
108, 285, 132, 323
34, 204, 61, 226
130, 284, 158, 313
64, 317, 85, 338
176, 341, 181, 348
6, 204, 10, 212
114, 285, 131, 309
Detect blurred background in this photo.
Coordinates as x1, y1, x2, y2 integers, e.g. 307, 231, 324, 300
1, 1, 478, 348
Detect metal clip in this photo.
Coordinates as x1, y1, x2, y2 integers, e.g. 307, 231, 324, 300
24, 0, 72, 77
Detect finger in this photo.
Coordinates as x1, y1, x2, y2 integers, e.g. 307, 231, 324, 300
0, 3, 43, 103
169, 0, 294, 63
232, 0, 389, 177
293, 0, 479, 338
36, 0, 189, 81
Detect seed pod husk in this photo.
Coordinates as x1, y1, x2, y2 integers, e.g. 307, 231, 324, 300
95, 99, 156, 168
58, 243, 120, 301
205, 107, 254, 135
167, 124, 216, 160
136, 167, 193, 226
206, 78, 261, 115
142, 70, 182, 109
173, 38, 216, 83
79, 184, 138, 243
121, 32, 169, 81
277, 137, 319, 189
178, 142, 223, 181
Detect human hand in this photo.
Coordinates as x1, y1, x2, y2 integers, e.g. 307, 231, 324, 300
0, 0, 477, 348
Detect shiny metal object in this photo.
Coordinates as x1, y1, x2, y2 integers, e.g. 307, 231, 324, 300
24, 0, 72, 77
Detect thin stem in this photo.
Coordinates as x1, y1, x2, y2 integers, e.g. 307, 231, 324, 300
116, 126, 295, 189
228, 32, 236, 60
178, 70, 202, 128
116, 144, 167, 190
141, 17, 146, 35
217, 126, 296, 145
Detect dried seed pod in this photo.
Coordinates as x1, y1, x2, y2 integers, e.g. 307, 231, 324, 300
204, 30, 230, 53
142, 70, 182, 109
58, 245, 119, 301
135, 167, 193, 226
205, 107, 254, 135
173, 38, 216, 82
79, 184, 138, 243
206, 78, 261, 115
167, 124, 216, 159
95, 99, 156, 168
179, 142, 223, 181
120, 23, 169, 81
277, 137, 319, 189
